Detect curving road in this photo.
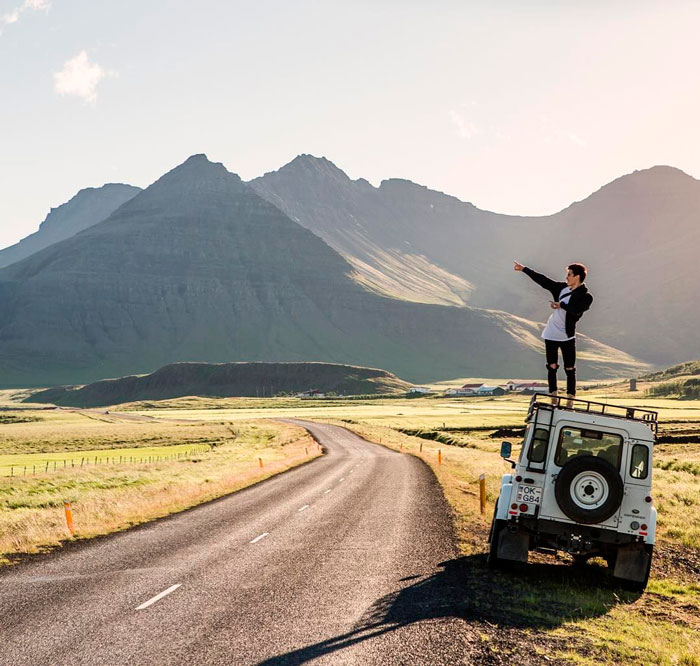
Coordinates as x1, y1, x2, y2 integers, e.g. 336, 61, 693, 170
0, 420, 480, 665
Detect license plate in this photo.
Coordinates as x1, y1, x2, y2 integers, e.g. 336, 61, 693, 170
517, 485, 542, 504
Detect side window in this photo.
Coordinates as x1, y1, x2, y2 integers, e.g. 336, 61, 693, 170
630, 444, 649, 479
527, 428, 549, 463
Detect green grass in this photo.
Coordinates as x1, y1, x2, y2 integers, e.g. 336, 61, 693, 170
0, 420, 317, 564
0, 443, 211, 476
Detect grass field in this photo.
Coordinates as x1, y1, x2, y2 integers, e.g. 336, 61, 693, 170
0, 443, 211, 476
0, 419, 317, 564
1, 385, 698, 664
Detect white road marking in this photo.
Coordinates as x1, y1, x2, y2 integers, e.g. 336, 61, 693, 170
250, 532, 269, 544
324, 489, 332, 494
339, 477, 345, 482
298, 505, 309, 512
136, 584, 181, 610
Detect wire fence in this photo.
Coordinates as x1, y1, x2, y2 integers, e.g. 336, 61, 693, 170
2, 446, 211, 478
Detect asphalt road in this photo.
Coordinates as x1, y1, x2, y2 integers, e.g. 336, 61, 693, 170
0, 420, 480, 665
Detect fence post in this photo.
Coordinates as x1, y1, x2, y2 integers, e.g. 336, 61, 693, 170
259, 457, 264, 469
419, 442, 423, 453
10, 466, 13, 477
479, 474, 486, 514
63, 500, 75, 535
438, 450, 442, 466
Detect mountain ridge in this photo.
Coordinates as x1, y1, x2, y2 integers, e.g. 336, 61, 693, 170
0, 154, 645, 387
0, 183, 141, 268
252, 156, 700, 366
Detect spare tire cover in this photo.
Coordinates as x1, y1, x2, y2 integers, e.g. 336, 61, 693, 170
555, 456, 623, 524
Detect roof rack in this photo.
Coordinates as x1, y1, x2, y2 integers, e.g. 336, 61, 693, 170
526, 394, 658, 435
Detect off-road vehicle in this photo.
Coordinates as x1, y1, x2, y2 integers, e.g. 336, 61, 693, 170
488, 394, 657, 591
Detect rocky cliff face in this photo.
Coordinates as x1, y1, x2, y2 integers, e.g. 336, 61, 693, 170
252, 158, 700, 366
0, 155, 645, 387
0, 183, 141, 268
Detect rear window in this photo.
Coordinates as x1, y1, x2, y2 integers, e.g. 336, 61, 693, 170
555, 427, 623, 468
527, 428, 549, 463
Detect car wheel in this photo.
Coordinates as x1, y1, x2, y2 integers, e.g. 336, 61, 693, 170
555, 456, 624, 524
605, 547, 618, 570
487, 518, 507, 569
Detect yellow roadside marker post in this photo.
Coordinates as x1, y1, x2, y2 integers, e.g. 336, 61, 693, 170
479, 474, 486, 514
63, 500, 75, 535
259, 458, 264, 469
419, 442, 423, 453
438, 450, 442, 466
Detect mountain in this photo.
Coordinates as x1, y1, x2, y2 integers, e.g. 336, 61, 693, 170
27, 361, 412, 407
0, 183, 141, 268
0, 155, 644, 388
251, 159, 700, 366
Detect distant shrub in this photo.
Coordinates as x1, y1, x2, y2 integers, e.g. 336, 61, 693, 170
647, 377, 700, 398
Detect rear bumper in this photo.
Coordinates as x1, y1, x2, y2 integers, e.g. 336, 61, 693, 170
515, 516, 640, 548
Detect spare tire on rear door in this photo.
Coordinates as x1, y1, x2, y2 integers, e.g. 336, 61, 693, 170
555, 456, 623, 524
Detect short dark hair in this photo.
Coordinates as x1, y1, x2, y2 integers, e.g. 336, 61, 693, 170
568, 263, 588, 282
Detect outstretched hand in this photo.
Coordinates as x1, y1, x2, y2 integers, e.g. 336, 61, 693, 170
513, 261, 524, 271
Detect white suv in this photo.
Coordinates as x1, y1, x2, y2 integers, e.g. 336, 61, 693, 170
488, 394, 657, 591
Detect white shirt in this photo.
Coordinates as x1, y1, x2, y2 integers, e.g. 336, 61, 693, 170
541, 286, 574, 341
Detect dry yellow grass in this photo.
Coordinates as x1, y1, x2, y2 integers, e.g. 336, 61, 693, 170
0, 420, 318, 564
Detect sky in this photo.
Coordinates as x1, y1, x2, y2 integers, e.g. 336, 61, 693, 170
1, 0, 699, 249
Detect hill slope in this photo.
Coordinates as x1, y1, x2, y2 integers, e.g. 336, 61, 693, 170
0, 183, 141, 268
252, 158, 700, 366
0, 155, 645, 387
27, 361, 412, 407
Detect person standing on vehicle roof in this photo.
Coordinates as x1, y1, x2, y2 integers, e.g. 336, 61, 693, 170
513, 261, 593, 398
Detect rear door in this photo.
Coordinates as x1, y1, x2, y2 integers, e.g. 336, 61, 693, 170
538, 420, 628, 529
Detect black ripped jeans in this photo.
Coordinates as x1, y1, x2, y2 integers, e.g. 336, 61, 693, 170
544, 338, 576, 395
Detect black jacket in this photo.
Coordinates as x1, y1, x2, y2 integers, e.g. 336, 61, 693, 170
523, 266, 593, 339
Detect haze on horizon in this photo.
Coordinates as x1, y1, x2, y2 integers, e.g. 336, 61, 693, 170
1, 0, 699, 249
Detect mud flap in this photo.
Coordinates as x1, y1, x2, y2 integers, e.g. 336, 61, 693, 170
497, 529, 529, 562
614, 545, 650, 582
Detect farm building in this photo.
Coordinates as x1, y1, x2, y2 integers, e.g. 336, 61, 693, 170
474, 385, 507, 396
407, 386, 433, 395
508, 381, 549, 393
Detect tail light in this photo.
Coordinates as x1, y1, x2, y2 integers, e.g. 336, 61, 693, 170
519, 503, 528, 512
